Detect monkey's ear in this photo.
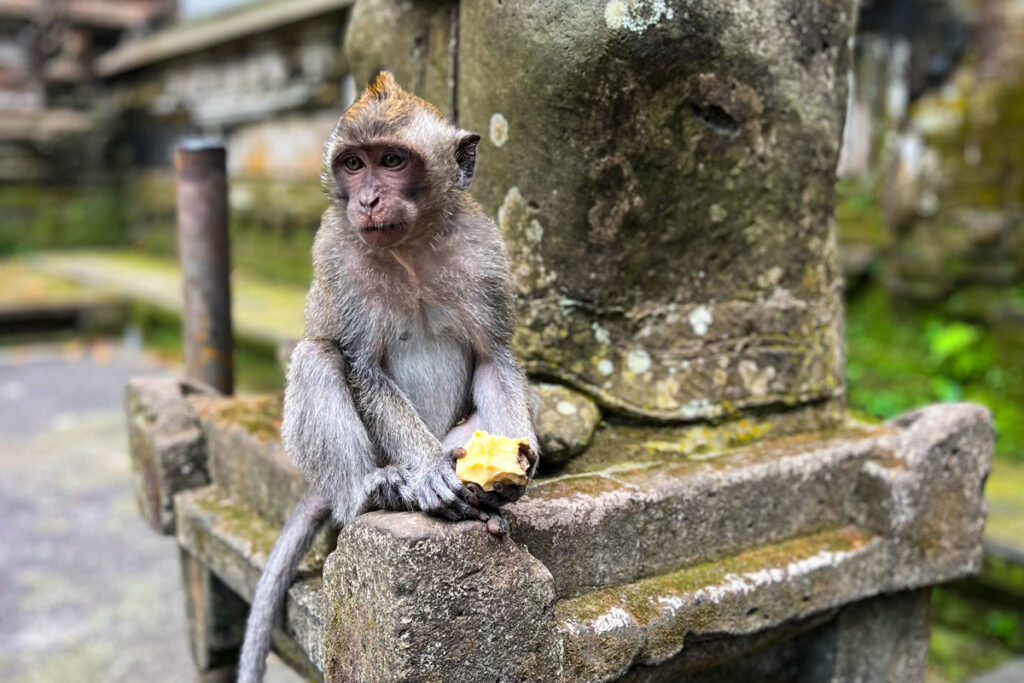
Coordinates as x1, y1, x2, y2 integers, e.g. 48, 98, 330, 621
455, 133, 480, 191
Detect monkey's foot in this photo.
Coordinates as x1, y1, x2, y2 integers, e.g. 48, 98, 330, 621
478, 508, 509, 536
365, 465, 415, 511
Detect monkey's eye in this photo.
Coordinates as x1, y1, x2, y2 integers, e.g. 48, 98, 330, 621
380, 153, 403, 168
342, 156, 364, 171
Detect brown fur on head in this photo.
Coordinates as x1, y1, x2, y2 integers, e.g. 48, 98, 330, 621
322, 71, 480, 248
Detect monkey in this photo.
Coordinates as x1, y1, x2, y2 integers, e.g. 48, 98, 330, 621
236, 72, 540, 683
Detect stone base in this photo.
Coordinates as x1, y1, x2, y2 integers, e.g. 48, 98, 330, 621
155, 398, 992, 681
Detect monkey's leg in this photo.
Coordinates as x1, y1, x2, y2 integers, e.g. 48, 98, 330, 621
283, 337, 416, 521
441, 412, 483, 452
346, 356, 480, 522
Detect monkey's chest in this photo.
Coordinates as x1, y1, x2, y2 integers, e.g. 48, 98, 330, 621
383, 309, 473, 438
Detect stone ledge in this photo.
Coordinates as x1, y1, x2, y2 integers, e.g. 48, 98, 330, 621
171, 402, 990, 681
188, 397, 992, 605
127, 376, 217, 533
557, 526, 887, 681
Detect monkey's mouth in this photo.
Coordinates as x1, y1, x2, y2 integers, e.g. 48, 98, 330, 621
361, 221, 410, 247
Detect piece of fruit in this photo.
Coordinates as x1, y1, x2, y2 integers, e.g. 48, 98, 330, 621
455, 430, 530, 491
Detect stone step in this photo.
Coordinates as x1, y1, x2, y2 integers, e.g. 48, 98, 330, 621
556, 525, 884, 681
190, 396, 992, 603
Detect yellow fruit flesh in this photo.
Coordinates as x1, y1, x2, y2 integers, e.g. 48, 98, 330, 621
455, 430, 530, 491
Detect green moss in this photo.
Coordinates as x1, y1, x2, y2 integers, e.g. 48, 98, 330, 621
187, 487, 282, 559
984, 459, 1024, 551
927, 622, 1014, 682
835, 178, 887, 247
194, 395, 283, 443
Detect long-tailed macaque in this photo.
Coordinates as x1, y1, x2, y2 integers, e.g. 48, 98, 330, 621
237, 72, 539, 682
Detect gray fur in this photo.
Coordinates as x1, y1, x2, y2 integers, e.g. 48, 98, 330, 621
237, 73, 538, 682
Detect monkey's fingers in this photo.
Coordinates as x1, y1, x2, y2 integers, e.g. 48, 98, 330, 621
519, 442, 538, 467
450, 447, 467, 466
464, 482, 486, 507
492, 482, 526, 503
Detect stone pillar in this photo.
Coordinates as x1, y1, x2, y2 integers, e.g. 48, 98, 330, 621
180, 548, 248, 676
345, 0, 459, 120
323, 512, 560, 682
458, 0, 856, 423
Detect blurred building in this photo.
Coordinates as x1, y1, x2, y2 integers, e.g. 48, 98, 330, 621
0, 0, 171, 181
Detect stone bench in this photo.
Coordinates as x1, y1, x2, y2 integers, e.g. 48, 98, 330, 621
127, 377, 992, 681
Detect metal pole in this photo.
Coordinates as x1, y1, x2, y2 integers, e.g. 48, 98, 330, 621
176, 140, 234, 395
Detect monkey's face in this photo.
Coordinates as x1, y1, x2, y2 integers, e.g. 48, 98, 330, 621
334, 144, 425, 248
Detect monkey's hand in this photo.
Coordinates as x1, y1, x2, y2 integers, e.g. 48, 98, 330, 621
411, 450, 480, 522
462, 443, 537, 536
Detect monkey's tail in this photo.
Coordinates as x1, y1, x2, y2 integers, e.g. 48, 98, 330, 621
237, 490, 332, 683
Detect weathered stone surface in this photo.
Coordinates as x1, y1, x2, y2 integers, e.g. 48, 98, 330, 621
830, 588, 931, 682
175, 486, 328, 676
126, 376, 216, 533
179, 547, 248, 673
556, 526, 885, 681
533, 382, 602, 467
459, 0, 855, 421
192, 394, 303, 527
859, 403, 993, 587
167, 401, 989, 682
322, 512, 560, 683
345, 0, 457, 119
507, 425, 889, 599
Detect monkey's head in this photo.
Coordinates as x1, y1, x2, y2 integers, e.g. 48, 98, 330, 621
323, 71, 480, 248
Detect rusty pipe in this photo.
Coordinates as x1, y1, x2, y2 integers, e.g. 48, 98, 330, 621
175, 140, 234, 395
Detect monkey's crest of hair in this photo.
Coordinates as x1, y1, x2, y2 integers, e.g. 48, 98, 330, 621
321, 71, 466, 206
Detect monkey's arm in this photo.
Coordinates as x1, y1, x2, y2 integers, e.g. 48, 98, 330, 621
345, 353, 479, 521
471, 348, 539, 461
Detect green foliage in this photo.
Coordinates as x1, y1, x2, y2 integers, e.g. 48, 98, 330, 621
928, 623, 1013, 682
846, 285, 1024, 459
0, 186, 127, 254
835, 178, 887, 247
130, 304, 284, 393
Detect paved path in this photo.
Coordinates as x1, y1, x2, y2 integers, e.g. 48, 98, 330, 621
0, 339, 299, 682
968, 658, 1024, 683
26, 250, 306, 346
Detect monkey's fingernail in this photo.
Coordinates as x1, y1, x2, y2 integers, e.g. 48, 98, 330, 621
493, 483, 505, 493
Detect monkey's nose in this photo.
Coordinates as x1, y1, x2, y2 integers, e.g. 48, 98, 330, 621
359, 196, 380, 212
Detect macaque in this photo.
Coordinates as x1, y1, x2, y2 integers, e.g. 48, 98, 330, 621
237, 72, 539, 683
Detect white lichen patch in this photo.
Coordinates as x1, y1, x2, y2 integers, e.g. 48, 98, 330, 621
679, 398, 714, 419
626, 349, 652, 374
525, 218, 544, 242
590, 606, 635, 634
591, 322, 611, 345
489, 112, 509, 147
556, 400, 578, 416
597, 359, 615, 376
709, 203, 728, 223
738, 360, 776, 396
688, 306, 712, 336
605, 0, 674, 33
497, 186, 522, 234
